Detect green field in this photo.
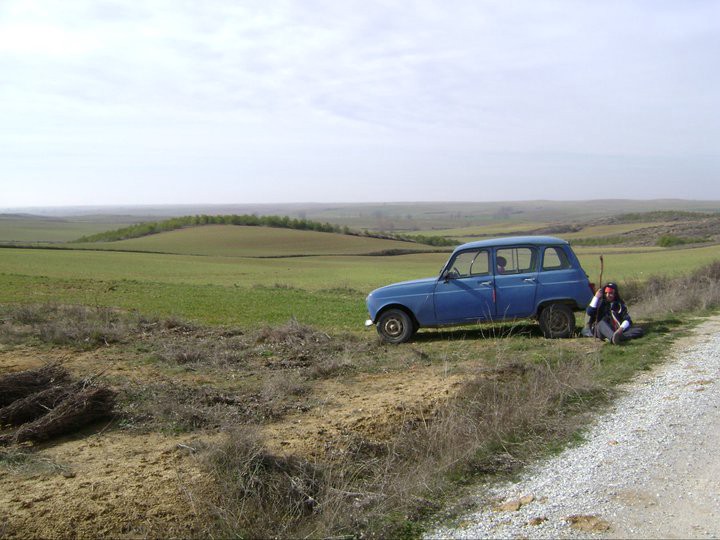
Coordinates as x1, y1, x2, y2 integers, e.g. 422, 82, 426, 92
71, 225, 433, 257
2, 205, 720, 331
418, 221, 549, 239
0, 216, 137, 243
2, 234, 720, 330
575, 244, 720, 283
0, 247, 447, 291
0, 242, 447, 329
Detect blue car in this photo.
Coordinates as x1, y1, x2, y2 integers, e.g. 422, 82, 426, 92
365, 236, 594, 343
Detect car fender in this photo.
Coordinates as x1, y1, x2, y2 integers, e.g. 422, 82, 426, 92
535, 297, 581, 317
366, 278, 438, 326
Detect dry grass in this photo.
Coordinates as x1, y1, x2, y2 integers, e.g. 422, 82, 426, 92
115, 376, 317, 432
0, 307, 373, 438
197, 353, 601, 538
623, 260, 720, 318
0, 446, 71, 477
0, 304, 145, 348
255, 318, 330, 346
307, 353, 355, 379
154, 335, 248, 365
117, 381, 245, 432
199, 427, 325, 539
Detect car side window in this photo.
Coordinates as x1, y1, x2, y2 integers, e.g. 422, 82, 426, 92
496, 247, 536, 274
542, 246, 571, 271
448, 249, 489, 278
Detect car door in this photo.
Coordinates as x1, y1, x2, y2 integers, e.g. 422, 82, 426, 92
493, 246, 539, 318
535, 245, 583, 301
434, 249, 496, 323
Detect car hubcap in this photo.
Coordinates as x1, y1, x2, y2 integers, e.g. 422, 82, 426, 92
549, 311, 567, 331
384, 318, 403, 337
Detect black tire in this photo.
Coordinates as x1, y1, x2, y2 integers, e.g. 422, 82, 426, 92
376, 308, 414, 344
538, 303, 575, 339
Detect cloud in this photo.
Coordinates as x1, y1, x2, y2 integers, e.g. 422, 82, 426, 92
0, 0, 719, 206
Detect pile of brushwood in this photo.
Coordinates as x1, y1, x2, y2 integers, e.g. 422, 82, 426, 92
0, 363, 115, 446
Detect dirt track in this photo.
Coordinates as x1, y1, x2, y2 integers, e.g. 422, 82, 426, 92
605, 317, 720, 539
430, 316, 720, 539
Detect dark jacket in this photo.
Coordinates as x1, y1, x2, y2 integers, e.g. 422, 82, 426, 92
586, 298, 632, 330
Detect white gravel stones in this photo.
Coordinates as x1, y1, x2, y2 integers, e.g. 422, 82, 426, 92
427, 318, 720, 539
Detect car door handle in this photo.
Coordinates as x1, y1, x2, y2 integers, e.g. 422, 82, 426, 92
479, 281, 493, 286
523, 278, 537, 283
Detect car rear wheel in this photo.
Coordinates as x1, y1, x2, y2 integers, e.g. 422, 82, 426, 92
538, 303, 575, 338
376, 308, 414, 344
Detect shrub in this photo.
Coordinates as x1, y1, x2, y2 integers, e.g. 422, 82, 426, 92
657, 234, 708, 247
624, 260, 720, 318
0, 304, 141, 349
657, 235, 685, 247
199, 428, 324, 539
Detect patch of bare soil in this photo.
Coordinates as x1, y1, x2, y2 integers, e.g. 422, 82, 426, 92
0, 343, 466, 537
262, 369, 465, 458
0, 430, 206, 539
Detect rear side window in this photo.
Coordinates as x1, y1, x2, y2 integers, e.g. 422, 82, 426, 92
495, 247, 536, 274
542, 246, 571, 271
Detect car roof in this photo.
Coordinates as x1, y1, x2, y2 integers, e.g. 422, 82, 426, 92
452, 235, 569, 252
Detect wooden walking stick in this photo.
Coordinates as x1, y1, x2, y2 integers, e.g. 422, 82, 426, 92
594, 254, 604, 338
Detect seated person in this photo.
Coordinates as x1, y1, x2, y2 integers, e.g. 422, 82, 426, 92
496, 256, 507, 274
582, 282, 644, 344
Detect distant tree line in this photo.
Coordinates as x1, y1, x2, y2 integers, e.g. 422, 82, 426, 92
73, 214, 458, 247
387, 233, 457, 247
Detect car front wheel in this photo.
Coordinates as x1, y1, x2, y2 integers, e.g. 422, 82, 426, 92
376, 308, 414, 344
538, 303, 575, 338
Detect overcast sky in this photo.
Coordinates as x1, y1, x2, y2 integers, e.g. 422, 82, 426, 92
1, 0, 719, 208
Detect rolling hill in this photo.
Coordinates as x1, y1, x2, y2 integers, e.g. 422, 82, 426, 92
71, 224, 444, 257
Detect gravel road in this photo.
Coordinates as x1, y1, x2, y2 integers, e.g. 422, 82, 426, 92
428, 316, 720, 539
